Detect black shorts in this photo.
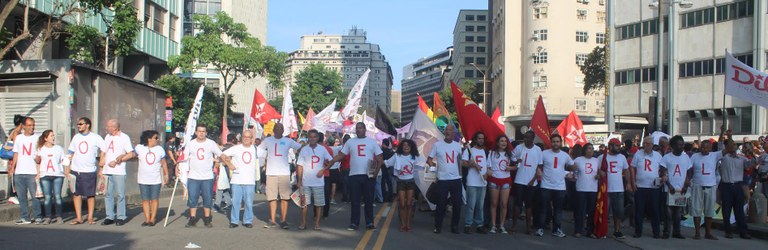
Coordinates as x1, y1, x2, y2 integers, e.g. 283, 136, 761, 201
514, 183, 538, 209
329, 169, 342, 184
72, 171, 97, 197
397, 180, 417, 192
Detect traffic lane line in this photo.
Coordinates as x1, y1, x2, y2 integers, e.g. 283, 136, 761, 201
355, 203, 390, 250
373, 201, 397, 250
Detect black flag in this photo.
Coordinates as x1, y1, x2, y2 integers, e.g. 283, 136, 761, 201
375, 105, 398, 136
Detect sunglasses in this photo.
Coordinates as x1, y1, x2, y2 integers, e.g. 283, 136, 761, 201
77, 123, 85, 126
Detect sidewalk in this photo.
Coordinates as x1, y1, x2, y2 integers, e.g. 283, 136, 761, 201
711, 219, 768, 240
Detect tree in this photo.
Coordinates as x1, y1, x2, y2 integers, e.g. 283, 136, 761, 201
169, 11, 288, 130
155, 75, 231, 133
580, 46, 606, 95
439, 80, 479, 122
292, 63, 347, 114
0, 0, 30, 58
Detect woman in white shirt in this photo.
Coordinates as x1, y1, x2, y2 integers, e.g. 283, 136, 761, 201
487, 135, 513, 234
384, 139, 424, 232
125, 130, 169, 226
572, 143, 600, 238
36, 130, 66, 224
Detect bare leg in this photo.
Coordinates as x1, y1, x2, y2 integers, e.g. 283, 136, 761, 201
405, 190, 415, 229
142, 200, 151, 223
280, 200, 289, 223
73, 195, 83, 222
525, 208, 533, 233
331, 183, 337, 202
269, 200, 277, 223
87, 197, 95, 223
314, 206, 322, 229
398, 191, 407, 230
150, 200, 159, 223
190, 208, 197, 218
300, 206, 308, 229
203, 208, 210, 217
490, 188, 500, 228
500, 189, 511, 228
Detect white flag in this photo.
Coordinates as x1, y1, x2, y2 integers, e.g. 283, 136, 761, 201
725, 52, 768, 108
182, 84, 205, 150
281, 85, 299, 137
340, 69, 371, 120
407, 108, 444, 158
313, 99, 337, 133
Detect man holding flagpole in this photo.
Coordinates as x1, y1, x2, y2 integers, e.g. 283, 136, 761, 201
601, 138, 630, 239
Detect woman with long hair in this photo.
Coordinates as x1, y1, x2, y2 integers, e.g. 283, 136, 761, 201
487, 135, 513, 234
124, 130, 169, 226
572, 143, 600, 238
36, 130, 66, 224
384, 139, 424, 232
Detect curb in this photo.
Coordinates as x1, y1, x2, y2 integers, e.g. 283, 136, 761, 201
711, 219, 768, 240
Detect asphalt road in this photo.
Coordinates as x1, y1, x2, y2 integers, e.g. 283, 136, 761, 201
0, 193, 764, 250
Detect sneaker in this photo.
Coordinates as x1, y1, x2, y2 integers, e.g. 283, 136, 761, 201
8, 196, 19, 205
243, 224, 253, 228
56, 217, 64, 224
185, 217, 198, 228
15, 219, 32, 225
115, 219, 125, 226
499, 227, 509, 234
330, 200, 337, 205
613, 231, 625, 239
347, 224, 358, 231
552, 229, 566, 238
229, 223, 239, 228
101, 219, 115, 226
42, 218, 51, 225
476, 227, 488, 234
34, 218, 44, 225
489, 226, 497, 234
366, 224, 376, 230
264, 222, 278, 228
280, 221, 289, 229
535, 228, 544, 237
739, 234, 752, 240
203, 216, 213, 228
433, 227, 442, 234
464, 226, 472, 234
672, 234, 685, 239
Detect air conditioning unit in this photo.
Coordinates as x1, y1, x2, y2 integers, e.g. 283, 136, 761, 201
531, 32, 539, 40
578, 10, 588, 16
583, 0, 590, 4
531, 52, 538, 58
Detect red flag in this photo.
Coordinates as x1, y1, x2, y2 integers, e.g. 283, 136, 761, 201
530, 95, 552, 148
450, 81, 504, 149
491, 107, 505, 133
593, 149, 610, 238
250, 89, 282, 124
417, 94, 434, 120
556, 111, 588, 147
302, 108, 316, 131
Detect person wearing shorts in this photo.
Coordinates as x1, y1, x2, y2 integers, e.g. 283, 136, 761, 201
603, 138, 630, 239
258, 123, 302, 229
690, 139, 722, 239
182, 125, 225, 228
297, 130, 332, 230
510, 131, 543, 234
386, 139, 425, 232
131, 130, 169, 227
487, 135, 513, 234
67, 117, 106, 225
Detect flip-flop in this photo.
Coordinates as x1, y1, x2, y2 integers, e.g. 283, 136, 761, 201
87, 221, 96, 225
69, 220, 83, 225
313, 227, 321, 231
298, 225, 306, 230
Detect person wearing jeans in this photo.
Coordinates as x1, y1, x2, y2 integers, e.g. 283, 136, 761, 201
101, 119, 134, 226
630, 137, 663, 238
427, 125, 464, 234
182, 125, 225, 228
573, 143, 599, 237
660, 135, 692, 239
461, 132, 488, 234
37, 129, 66, 224
222, 130, 258, 228
10, 117, 41, 224
535, 134, 574, 238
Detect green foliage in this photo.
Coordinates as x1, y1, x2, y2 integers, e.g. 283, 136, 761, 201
268, 96, 283, 113
154, 75, 231, 132
65, 25, 101, 63
580, 46, 606, 95
440, 80, 479, 114
292, 63, 347, 114
110, 0, 140, 57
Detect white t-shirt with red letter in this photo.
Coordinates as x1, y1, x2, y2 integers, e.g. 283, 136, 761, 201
540, 149, 574, 191
297, 145, 332, 187
341, 137, 383, 176
428, 140, 463, 181
12, 133, 39, 175
631, 150, 663, 188
604, 153, 629, 192
69, 133, 106, 173
574, 156, 600, 192
690, 151, 722, 186
184, 139, 222, 180
258, 136, 302, 176
223, 144, 259, 185
660, 153, 693, 191
135, 144, 166, 185
39, 145, 66, 177
462, 147, 488, 187
102, 132, 134, 175
512, 144, 543, 186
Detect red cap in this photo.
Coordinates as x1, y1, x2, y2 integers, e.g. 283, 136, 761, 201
608, 138, 621, 145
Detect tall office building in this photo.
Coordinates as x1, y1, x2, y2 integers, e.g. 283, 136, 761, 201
391, 90, 402, 124
489, 0, 607, 138
611, 0, 767, 136
401, 48, 453, 123
450, 10, 490, 111
283, 28, 394, 114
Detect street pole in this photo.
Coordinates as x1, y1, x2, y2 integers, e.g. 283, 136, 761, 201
655, 2, 664, 132
668, 2, 678, 135
607, 0, 615, 132
470, 63, 487, 113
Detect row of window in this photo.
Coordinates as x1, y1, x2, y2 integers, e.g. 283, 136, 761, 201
465, 35, 487, 42
464, 57, 487, 65
576, 0, 606, 6
464, 69, 484, 78
464, 25, 487, 32
617, 18, 667, 41
614, 53, 754, 84
464, 46, 487, 53
531, 30, 605, 44
681, 0, 754, 29
465, 14, 487, 21
532, 6, 605, 23
527, 98, 604, 113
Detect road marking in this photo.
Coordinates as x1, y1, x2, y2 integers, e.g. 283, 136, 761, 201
330, 206, 344, 215
355, 203, 390, 250
86, 244, 114, 250
372, 202, 397, 250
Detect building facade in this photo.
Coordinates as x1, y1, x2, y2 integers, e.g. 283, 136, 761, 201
391, 90, 402, 124
282, 28, 394, 114
182, 0, 269, 114
449, 9, 490, 111
612, 0, 767, 136
401, 48, 453, 123
489, 0, 607, 138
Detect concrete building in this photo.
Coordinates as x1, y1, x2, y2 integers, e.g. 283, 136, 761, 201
449, 9, 490, 111
283, 28, 394, 114
182, 0, 269, 114
401, 48, 453, 123
611, 0, 767, 136
391, 90, 402, 124
489, 0, 608, 138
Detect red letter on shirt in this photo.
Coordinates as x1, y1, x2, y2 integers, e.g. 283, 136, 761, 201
274, 143, 283, 157
46, 158, 55, 172
609, 161, 618, 173
357, 145, 366, 157
644, 159, 652, 172
523, 154, 532, 168
585, 163, 593, 174
673, 164, 682, 176
445, 151, 455, 164
107, 140, 115, 154
22, 143, 32, 156
701, 163, 710, 175
311, 156, 320, 169
553, 157, 559, 169
196, 148, 205, 160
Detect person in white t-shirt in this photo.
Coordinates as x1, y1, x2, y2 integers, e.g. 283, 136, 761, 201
509, 131, 543, 234
660, 135, 693, 239
461, 132, 489, 234
296, 129, 332, 230
221, 130, 259, 229
386, 139, 425, 232
573, 143, 600, 238
327, 122, 383, 231
257, 123, 302, 229
100, 119, 135, 226
9, 117, 41, 225
629, 136, 664, 238
125, 130, 168, 227
487, 135, 514, 234
328, 135, 343, 205
182, 125, 227, 228
67, 117, 106, 225
535, 134, 575, 238
689, 138, 723, 240
36, 129, 67, 224
427, 124, 464, 234
601, 138, 630, 239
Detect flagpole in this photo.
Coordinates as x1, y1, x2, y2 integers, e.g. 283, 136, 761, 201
723, 49, 728, 130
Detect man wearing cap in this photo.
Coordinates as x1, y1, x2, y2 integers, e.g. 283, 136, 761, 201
602, 138, 631, 239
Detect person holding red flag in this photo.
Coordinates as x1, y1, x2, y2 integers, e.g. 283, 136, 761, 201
601, 138, 630, 239
509, 131, 543, 234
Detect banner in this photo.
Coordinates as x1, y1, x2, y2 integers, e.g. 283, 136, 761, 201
302, 108, 316, 132
417, 94, 434, 121
181, 84, 205, 150
725, 52, 768, 108
281, 85, 299, 138
407, 108, 444, 159
250, 89, 282, 124
531, 95, 552, 148
450, 81, 504, 149
491, 107, 505, 133
340, 69, 371, 120
556, 111, 588, 147
593, 149, 609, 238
313, 99, 337, 134
375, 105, 398, 136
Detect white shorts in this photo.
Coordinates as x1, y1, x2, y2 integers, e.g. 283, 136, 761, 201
690, 184, 716, 218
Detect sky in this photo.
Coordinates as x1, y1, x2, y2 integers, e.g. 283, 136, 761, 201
267, 0, 488, 90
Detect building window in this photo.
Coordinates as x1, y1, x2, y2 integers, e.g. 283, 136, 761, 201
533, 75, 548, 88
576, 99, 588, 111
577, 0, 590, 4
596, 100, 605, 113
476, 57, 486, 65
477, 46, 486, 53
466, 15, 475, 21
596, 32, 606, 44
477, 25, 487, 32
682, 8, 715, 28
576, 53, 588, 66
576, 31, 589, 43
169, 15, 178, 41
464, 70, 474, 78
477, 36, 486, 42
464, 57, 474, 64
597, 11, 606, 23
599, 0, 605, 6
465, 36, 474, 42
477, 15, 486, 21
534, 29, 548, 41
465, 46, 474, 53
465, 26, 475, 32
534, 7, 548, 19
534, 52, 548, 64
577, 9, 588, 21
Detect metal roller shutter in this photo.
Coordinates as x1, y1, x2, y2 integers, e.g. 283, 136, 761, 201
0, 84, 53, 135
